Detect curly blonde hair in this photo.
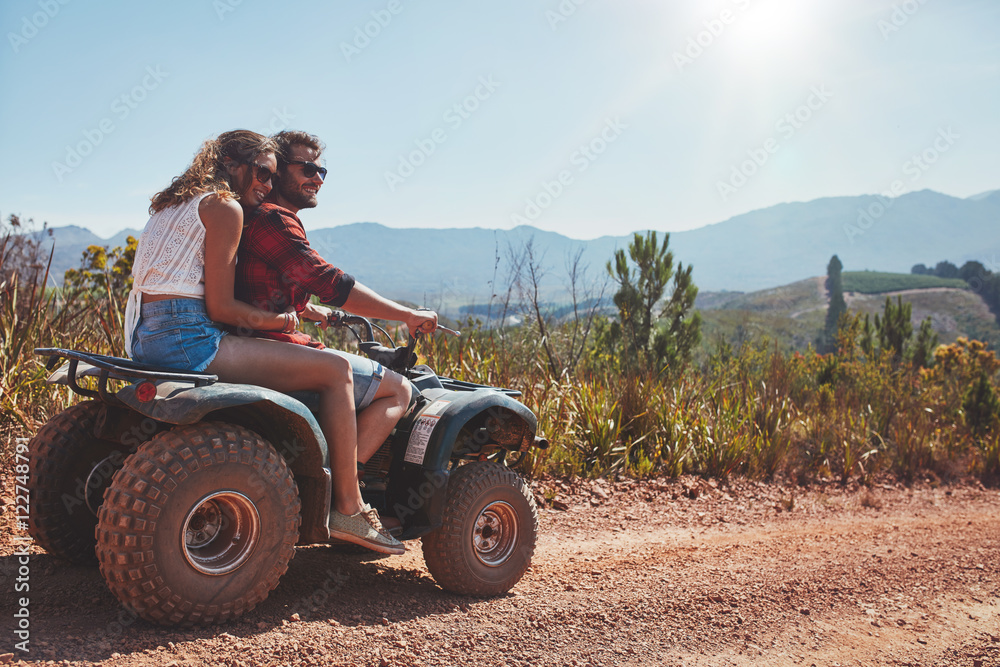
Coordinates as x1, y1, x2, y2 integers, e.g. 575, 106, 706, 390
149, 130, 277, 214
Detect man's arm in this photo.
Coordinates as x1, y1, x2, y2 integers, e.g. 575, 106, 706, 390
342, 283, 438, 334
246, 207, 436, 333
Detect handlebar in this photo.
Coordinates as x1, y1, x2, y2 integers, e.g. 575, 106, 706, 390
324, 310, 459, 372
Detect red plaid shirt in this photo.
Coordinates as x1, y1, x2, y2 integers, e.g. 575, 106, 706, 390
235, 202, 355, 348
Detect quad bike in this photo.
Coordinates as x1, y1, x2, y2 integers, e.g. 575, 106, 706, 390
27, 313, 547, 626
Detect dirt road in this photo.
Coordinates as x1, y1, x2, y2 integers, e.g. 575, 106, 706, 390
2, 475, 998, 666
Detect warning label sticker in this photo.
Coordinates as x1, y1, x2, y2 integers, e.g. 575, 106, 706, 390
404, 414, 440, 465
422, 399, 451, 416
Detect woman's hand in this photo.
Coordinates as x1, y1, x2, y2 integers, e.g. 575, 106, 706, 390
300, 302, 333, 330
281, 309, 300, 333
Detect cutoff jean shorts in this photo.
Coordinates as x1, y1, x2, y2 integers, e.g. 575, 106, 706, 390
131, 298, 383, 410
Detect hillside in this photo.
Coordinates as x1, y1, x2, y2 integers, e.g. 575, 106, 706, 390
697, 275, 1000, 351
696, 278, 829, 351
841, 271, 968, 294
24, 188, 1000, 305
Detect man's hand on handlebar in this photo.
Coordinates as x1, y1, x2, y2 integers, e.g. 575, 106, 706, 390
407, 308, 438, 336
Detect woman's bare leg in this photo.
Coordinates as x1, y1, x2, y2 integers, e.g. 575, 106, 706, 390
206, 336, 365, 516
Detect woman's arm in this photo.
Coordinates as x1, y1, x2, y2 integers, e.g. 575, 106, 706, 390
200, 195, 295, 332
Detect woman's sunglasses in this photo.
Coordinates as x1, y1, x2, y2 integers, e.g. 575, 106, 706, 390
287, 160, 328, 181
243, 161, 277, 185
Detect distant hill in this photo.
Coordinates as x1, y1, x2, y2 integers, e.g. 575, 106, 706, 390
28, 225, 141, 287
697, 273, 1000, 351
967, 189, 999, 201
26, 188, 1000, 311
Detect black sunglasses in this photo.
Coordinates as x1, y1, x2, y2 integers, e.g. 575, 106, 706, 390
287, 160, 328, 181
242, 161, 277, 185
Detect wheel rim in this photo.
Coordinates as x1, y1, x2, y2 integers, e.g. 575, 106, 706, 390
84, 455, 119, 517
181, 491, 260, 576
472, 500, 518, 567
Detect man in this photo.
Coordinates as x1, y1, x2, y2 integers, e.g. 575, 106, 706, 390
234, 130, 437, 535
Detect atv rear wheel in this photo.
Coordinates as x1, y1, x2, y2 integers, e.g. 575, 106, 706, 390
27, 401, 125, 564
96, 423, 300, 626
422, 461, 537, 596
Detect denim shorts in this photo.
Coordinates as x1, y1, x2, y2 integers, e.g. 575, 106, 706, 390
131, 298, 226, 372
325, 349, 384, 411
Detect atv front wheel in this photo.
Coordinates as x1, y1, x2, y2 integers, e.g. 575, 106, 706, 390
96, 423, 300, 626
28, 401, 125, 564
422, 461, 538, 596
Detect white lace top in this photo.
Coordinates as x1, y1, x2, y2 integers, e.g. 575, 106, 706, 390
123, 192, 214, 356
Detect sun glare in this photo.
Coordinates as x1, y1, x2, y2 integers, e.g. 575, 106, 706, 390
726, 0, 821, 65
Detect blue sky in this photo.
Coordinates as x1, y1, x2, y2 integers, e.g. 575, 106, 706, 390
1, 0, 998, 240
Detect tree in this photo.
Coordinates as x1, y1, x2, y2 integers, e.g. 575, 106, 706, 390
910, 317, 939, 370
958, 260, 987, 284
934, 260, 959, 279
855, 296, 937, 369
604, 230, 700, 372
875, 296, 913, 363
821, 255, 847, 353
963, 371, 1000, 439
498, 237, 606, 378
911, 263, 930, 275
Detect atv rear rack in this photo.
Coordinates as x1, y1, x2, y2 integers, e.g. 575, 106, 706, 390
35, 348, 218, 404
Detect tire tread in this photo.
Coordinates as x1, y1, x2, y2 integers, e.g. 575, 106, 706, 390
96, 422, 300, 626
422, 461, 537, 596
28, 401, 106, 563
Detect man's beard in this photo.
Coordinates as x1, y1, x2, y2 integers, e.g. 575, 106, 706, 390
277, 179, 318, 209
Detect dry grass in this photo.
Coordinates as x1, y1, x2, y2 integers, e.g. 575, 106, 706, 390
4, 222, 999, 484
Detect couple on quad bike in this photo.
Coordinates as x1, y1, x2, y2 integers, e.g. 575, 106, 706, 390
125, 128, 436, 556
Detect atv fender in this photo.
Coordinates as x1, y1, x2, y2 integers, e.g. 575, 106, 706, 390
387, 387, 537, 540
117, 381, 333, 544
117, 381, 328, 470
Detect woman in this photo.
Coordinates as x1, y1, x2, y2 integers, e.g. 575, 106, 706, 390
124, 129, 404, 555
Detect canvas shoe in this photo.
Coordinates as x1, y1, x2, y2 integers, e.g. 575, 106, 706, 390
329, 504, 405, 555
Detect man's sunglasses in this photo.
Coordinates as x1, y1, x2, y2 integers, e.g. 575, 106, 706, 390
287, 160, 328, 181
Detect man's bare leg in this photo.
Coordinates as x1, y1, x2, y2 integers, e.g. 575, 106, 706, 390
357, 370, 412, 465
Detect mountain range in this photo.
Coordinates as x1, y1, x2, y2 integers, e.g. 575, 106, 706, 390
25, 188, 1000, 314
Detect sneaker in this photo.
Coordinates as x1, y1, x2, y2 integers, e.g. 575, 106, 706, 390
329, 504, 405, 555
380, 514, 403, 536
